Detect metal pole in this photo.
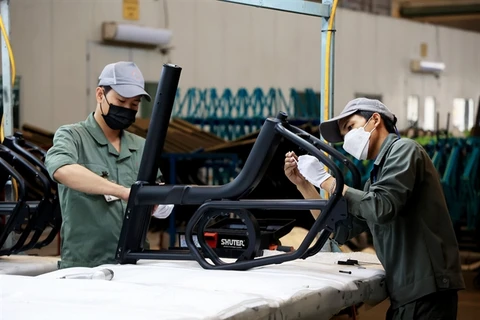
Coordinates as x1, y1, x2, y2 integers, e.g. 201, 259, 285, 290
320, 0, 334, 134
1, 0, 12, 136
136, 63, 182, 184
329, 22, 335, 121
320, 0, 335, 205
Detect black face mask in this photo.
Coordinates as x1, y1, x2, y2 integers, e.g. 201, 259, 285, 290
101, 93, 137, 130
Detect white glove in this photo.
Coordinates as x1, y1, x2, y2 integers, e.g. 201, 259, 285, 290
152, 204, 174, 219
297, 155, 331, 188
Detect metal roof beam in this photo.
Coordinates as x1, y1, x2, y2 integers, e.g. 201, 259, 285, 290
400, 3, 480, 17
217, 0, 331, 17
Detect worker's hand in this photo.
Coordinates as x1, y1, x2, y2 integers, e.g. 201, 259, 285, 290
297, 155, 332, 188
118, 187, 131, 202
152, 204, 174, 219
284, 151, 308, 187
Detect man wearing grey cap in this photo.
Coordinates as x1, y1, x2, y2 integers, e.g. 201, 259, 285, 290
45, 61, 173, 268
284, 98, 464, 319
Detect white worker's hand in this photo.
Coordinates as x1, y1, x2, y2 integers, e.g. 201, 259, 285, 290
152, 204, 174, 219
297, 155, 331, 188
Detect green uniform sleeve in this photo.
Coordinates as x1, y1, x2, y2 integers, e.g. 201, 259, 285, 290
45, 126, 79, 182
333, 215, 369, 245
343, 140, 423, 224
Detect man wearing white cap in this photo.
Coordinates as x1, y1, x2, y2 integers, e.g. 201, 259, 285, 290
284, 98, 464, 319
45, 61, 173, 268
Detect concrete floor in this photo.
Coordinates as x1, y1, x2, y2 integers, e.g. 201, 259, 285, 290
24, 231, 480, 320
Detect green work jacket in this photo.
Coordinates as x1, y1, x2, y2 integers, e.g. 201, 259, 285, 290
45, 113, 159, 269
334, 134, 465, 309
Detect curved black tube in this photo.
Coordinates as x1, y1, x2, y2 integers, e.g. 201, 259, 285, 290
34, 202, 61, 249
279, 123, 364, 256
0, 158, 28, 255
3, 132, 62, 250
3, 135, 50, 180
184, 198, 347, 270
275, 124, 347, 253
275, 123, 345, 196
3, 135, 61, 249
0, 145, 55, 252
0, 145, 51, 197
134, 114, 346, 206
134, 115, 284, 205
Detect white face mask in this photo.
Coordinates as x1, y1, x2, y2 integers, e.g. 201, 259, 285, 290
343, 117, 376, 160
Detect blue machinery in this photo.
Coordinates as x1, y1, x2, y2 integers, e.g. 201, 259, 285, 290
172, 88, 322, 140
435, 137, 480, 233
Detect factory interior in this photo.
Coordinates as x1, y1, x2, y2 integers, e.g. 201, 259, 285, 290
1, 0, 480, 319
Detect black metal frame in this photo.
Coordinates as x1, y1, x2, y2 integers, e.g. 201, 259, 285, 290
0, 156, 29, 255
2, 134, 62, 249
0, 144, 57, 253
116, 63, 360, 271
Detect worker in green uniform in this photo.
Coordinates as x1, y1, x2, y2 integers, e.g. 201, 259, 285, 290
284, 98, 465, 320
45, 61, 173, 269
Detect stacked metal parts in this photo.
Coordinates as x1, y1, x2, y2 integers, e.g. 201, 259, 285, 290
0, 132, 61, 255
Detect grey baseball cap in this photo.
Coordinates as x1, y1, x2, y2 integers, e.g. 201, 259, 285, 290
319, 97, 397, 143
98, 61, 151, 102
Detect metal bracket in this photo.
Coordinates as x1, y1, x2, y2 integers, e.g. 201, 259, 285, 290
217, 0, 331, 17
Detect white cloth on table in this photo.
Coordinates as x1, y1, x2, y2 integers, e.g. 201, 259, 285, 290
0, 252, 386, 320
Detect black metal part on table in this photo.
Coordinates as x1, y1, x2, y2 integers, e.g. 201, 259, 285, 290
0, 144, 54, 254
3, 133, 62, 249
116, 63, 349, 270
0, 157, 29, 255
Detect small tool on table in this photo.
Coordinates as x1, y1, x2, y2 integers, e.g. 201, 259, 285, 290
338, 258, 381, 268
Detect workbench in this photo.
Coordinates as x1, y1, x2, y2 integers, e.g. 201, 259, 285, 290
0, 252, 387, 320
0, 255, 59, 276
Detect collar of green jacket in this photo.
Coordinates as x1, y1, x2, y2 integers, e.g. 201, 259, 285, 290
374, 133, 400, 166
85, 112, 140, 152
